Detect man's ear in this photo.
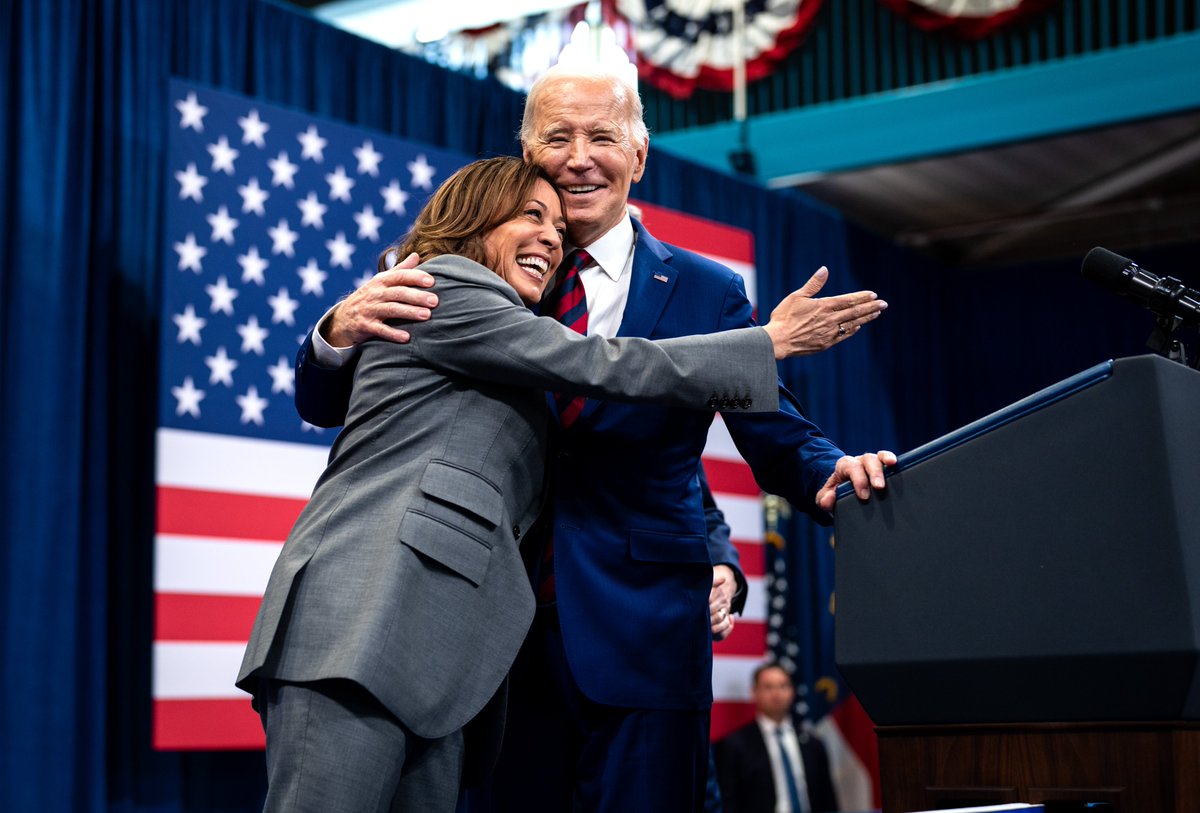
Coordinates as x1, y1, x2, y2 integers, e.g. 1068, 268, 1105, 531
631, 137, 648, 184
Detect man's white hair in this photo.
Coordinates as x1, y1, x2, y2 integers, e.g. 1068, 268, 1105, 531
519, 64, 650, 150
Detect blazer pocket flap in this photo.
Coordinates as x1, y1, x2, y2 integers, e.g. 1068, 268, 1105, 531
628, 529, 710, 564
419, 460, 504, 528
399, 510, 491, 587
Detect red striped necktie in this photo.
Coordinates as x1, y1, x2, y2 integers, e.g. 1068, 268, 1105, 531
535, 249, 592, 604
547, 248, 592, 428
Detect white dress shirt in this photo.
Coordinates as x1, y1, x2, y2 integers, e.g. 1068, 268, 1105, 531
756, 715, 810, 813
569, 213, 636, 340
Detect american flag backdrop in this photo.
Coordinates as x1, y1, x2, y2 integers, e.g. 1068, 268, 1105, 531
154, 79, 471, 748
153, 80, 767, 750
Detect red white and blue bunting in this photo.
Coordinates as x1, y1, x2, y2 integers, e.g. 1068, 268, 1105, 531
878, 0, 1060, 39
616, 0, 824, 99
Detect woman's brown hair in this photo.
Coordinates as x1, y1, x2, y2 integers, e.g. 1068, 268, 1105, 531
378, 156, 562, 273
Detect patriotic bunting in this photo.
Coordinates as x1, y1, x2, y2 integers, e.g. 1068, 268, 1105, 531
878, 0, 1060, 39
616, 0, 825, 99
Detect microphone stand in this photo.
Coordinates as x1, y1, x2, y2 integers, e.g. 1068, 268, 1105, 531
1145, 313, 1199, 370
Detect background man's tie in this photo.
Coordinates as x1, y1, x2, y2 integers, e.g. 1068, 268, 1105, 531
774, 725, 808, 813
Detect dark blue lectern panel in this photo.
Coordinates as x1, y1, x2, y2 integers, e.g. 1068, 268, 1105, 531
835, 355, 1200, 725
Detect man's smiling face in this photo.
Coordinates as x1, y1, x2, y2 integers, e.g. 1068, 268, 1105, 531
523, 75, 648, 248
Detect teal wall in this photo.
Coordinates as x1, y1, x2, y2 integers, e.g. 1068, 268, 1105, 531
642, 0, 1200, 134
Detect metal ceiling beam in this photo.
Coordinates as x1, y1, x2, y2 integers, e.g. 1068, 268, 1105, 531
651, 32, 1200, 185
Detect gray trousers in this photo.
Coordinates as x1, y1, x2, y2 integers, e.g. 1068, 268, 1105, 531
258, 679, 464, 813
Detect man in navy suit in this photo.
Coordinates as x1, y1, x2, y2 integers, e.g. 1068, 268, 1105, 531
714, 663, 839, 813
295, 63, 893, 811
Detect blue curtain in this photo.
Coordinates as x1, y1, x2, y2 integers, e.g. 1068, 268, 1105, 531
3, 0, 1195, 811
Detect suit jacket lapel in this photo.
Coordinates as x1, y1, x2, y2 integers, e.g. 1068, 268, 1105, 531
616, 219, 676, 341
572, 221, 676, 426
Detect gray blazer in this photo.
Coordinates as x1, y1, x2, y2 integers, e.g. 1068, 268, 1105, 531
237, 254, 779, 741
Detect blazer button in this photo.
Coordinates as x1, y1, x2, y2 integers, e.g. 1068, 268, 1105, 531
719, 398, 731, 410
740, 398, 752, 409
512, 525, 521, 540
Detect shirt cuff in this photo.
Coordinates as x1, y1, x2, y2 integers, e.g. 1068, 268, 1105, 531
310, 304, 360, 369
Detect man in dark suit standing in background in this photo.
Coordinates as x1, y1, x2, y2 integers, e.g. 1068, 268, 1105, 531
714, 663, 839, 813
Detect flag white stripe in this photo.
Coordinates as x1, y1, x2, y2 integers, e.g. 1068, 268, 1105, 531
703, 415, 741, 461
156, 427, 327, 498
153, 641, 254, 699
742, 576, 766, 622
711, 493, 764, 542
712, 654, 763, 702
814, 716, 877, 812
155, 535, 284, 596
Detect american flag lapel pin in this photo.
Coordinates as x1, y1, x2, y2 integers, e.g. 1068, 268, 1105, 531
653, 272, 669, 283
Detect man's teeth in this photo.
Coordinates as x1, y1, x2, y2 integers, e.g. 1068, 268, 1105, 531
565, 185, 600, 193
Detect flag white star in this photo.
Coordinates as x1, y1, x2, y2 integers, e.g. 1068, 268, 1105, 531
171, 376, 206, 418
238, 177, 270, 215
237, 314, 269, 355
205, 275, 239, 315
269, 151, 299, 189
325, 165, 356, 203
326, 231, 356, 269
380, 180, 409, 215
204, 345, 238, 386
300, 421, 327, 434
268, 286, 301, 326
237, 245, 269, 285
175, 91, 208, 132
354, 140, 384, 177
298, 125, 327, 162
175, 162, 208, 202
173, 304, 207, 345
238, 108, 270, 147
236, 385, 269, 426
267, 356, 295, 395
269, 218, 300, 257
297, 192, 328, 229
297, 259, 329, 297
174, 233, 207, 273
207, 135, 240, 175
207, 205, 239, 245
353, 270, 374, 288
354, 204, 383, 242
407, 154, 436, 190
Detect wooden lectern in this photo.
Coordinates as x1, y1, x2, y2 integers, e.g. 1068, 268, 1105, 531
834, 355, 1200, 812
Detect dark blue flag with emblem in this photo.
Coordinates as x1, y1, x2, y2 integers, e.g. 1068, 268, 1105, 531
764, 494, 882, 810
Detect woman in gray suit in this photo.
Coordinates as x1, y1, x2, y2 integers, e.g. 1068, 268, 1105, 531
238, 157, 818, 812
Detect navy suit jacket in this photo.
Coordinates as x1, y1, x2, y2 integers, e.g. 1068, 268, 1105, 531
294, 219, 846, 712
713, 720, 839, 813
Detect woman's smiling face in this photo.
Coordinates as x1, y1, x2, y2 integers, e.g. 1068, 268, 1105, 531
483, 178, 566, 305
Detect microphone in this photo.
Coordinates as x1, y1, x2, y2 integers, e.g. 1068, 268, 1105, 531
1081, 247, 1200, 327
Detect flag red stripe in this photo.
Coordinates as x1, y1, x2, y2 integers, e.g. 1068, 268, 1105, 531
155, 593, 263, 641
703, 458, 760, 496
710, 700, 756, 741
632, 200, 753, 263
157, 485, 307, 541
732, 540, 764, 577
713, 620, 766, 657
154, 698, 264, 750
